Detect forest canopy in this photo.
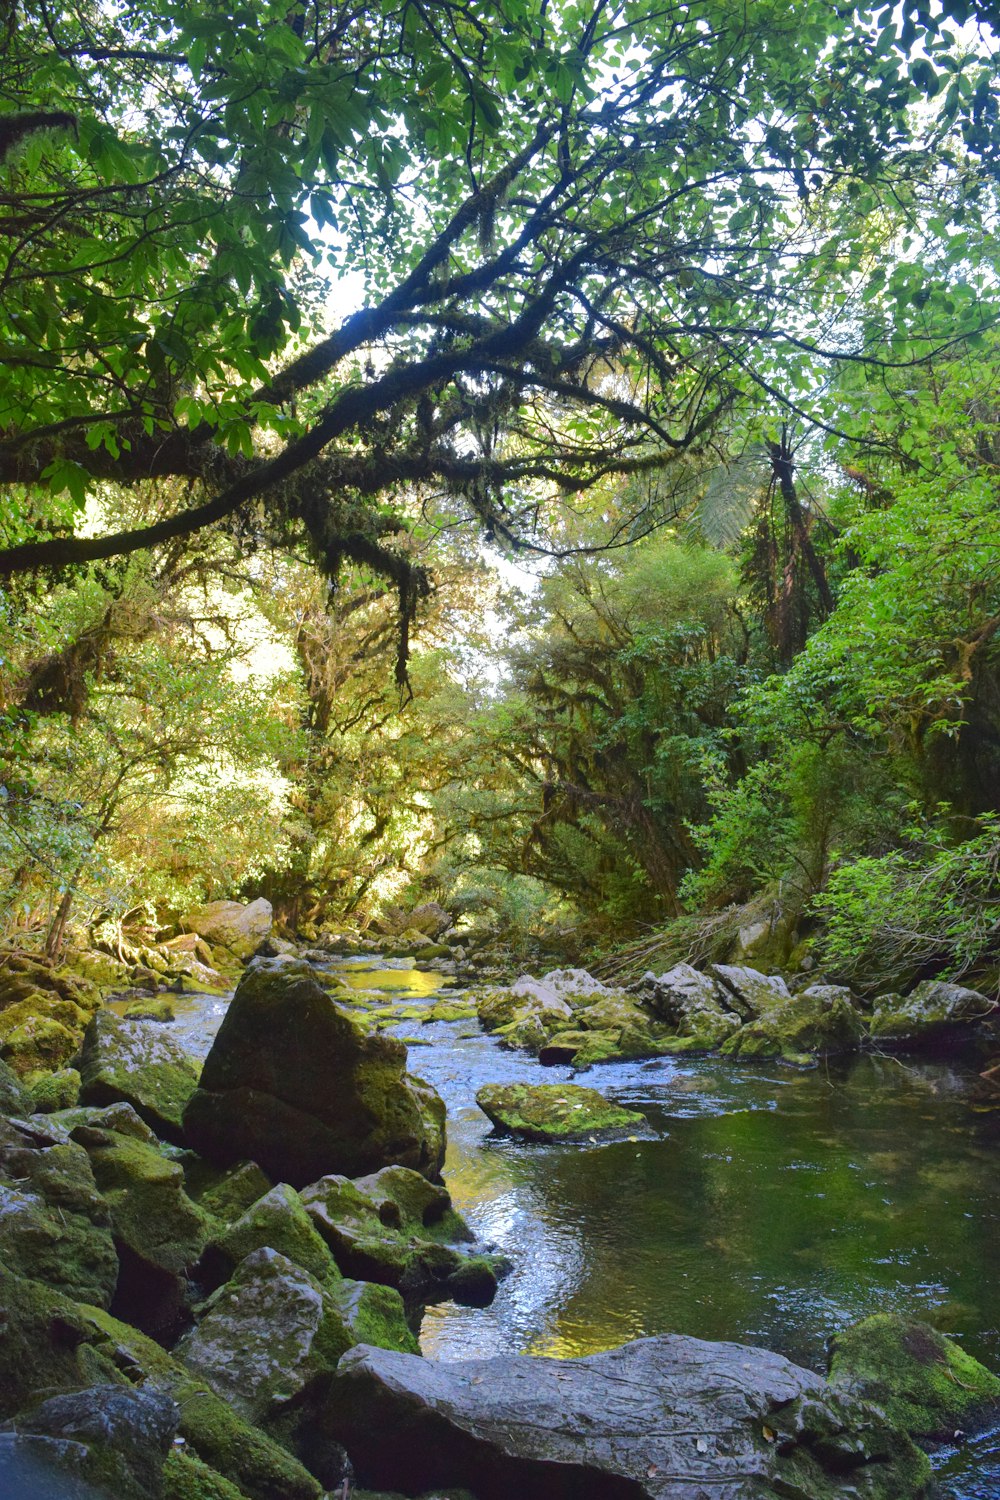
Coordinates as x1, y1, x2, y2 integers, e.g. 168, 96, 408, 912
2, 0, 1000, 983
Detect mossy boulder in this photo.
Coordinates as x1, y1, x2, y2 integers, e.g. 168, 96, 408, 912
869, 981, 996, 1048
13, 1382, 179, 1500
188, 1160, 273, 1223
706, 964, 792, 1021
828, 1314, 1000, 1439
79, 1009, 201, 1144
475, 1082, 649, 1142
0, 1005, 82, 1076
0, 1055, 32, 1115
183, 961, 446, 1188
123, 998, 177, 1022
300, 1167, 498, 1306
633, 963, 741, 1048
164, 1448, 252, 1500
0, 1117, 118, 1306
721, 984, 864, 1060
183, 899, 274, 964
201, 1183, 343, 1291
30, 1066, 82, 1112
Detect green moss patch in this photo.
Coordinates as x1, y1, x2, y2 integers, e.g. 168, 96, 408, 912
475, 1082, 648, 1142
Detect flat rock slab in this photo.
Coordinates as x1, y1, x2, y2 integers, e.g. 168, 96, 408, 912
326, 1338, 929, 1500
475, 1082, 648, 1142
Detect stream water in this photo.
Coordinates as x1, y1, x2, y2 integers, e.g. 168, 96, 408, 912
161, 954, 1000, 1498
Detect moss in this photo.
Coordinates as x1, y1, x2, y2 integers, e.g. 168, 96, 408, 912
78, 1128, 213, 1275
0, 1014, 81, 1076
475, 1083, 648, 1142
424, 1000, 477, 1022
123, 998, 177, 1022
828, 1314, 1000, 1439
79, 1010, 201, 1142
202, 1183, 342, 1290
163, 1448, 252, 1500
189, 1161, 272, 1223
29, 1067, 82, 1111
329, 1277, 419, 1354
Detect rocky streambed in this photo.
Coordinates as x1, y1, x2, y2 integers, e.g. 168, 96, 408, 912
2, 947, 1000, 1498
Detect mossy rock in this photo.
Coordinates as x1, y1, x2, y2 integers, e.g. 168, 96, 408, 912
721, 985, 864, 1060
0, 1010, 82, 1076
188, 1159, 273, 1222
164, 1448, 252, 1500
79, 1009, 201, 1144
328, 1276, 418, 1355
123, 997, 177, 1022
29, 1066, 82, 1112
828, 1314, 1000, 1439
475, 1083, 648, 1142
868, 981, 995, 1048
424, 1000, 477, 1022
0, 1056, 32, 1115
201, 1182, 343, 1291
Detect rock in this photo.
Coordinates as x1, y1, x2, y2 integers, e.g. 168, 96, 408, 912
0, 1429, 119, 1500
324, 1336, 930, 1499
828, 1314, 1000, 1439
539, 968, 609, 1002
183, 961, 446, 1188
300, 1167, 498, 1307
707, 964, 791, 1021
183, 899, 273, 964
30, 1067, 82, 1112
78, 1010, 201, 1144
123, 998, 177, 1022
475, 1083, 648, 1143
72, 1123, 212, 1336
0, 1265, 324, 1500
0, 1002, 83, 1076
869, 981, 996, 1047
0, 1055, 33, 1115
16, 1384, 178, 1500
405, 903, 452, 938
476, 977, 573, 1033
189, 1160, 272, 1223
635, 963, 741, 1048
722, 984, 864, 1060
0, 1117, 118, 1306
201, 1183, 343, 1291
162, 1449, 249, 1500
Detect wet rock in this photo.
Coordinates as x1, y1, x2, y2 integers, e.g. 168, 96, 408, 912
475, 1083, 648, 1143
79, 1011, 201, 1144
201, 1183, 343, 1291
16, 1383, 178, 1499
183, 962, 446, 1188
0, 1117, 117, 1306
300, 1167, 497, 1307
123, 998, 177, 1023
183, 899, 273, 964
828, 1314, 1000, 1439
707, 964, 791, 1021
722, 984, 864, 1060
324, 1336, 930, 1500
633, 963, 741, 1049
869, 981, 996, 1047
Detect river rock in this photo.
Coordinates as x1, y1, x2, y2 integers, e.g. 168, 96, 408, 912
78, 1010, 200, 1143
633, 963, 742, 1049
869, 981, 996, 1047
828, 1313, 1000, 1439
0, 1056, 32, 1115
300, 1166, 498, 1306
475, 1083, 648, 1143
15, 1383, 178, 1500
201, 1182, 343, 1291
0, 1116, 117, 1306
722, 984, 864, 1060
323, 1336, 930, 1499
405, 903, 453, 938
183, 898, 273, 963
182, 961, 446, 1188
707, 964, 791, 1021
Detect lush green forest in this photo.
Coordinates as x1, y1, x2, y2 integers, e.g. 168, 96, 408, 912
2, 0, 999, 992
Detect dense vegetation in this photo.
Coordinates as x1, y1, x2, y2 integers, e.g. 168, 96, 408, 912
2, 0, 999, 989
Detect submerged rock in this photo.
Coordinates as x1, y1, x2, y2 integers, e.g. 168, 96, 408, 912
78, 1010, 201, 1143
183, 961, 446, 1188
324, 1335, 931, 1499
869, 981, 996, 1047
475, 1082, 648, 1143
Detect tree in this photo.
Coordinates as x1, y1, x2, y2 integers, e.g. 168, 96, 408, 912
1, 0, 995, 655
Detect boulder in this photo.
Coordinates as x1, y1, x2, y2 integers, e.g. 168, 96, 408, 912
78, 1010, 201, 1144
475, 1083, 648, 1143
300, 1166, 499, 1306
0, 1116, 118, 1307
0, 999, 84, 1076
30, 1067, 82, 1112
404, 903, 452, 938
828, 1314, 1000, 1439
722, 984, 864, 1060
15, 1383, 178, 1500
0, 1055, 32, 1115
201, 1182, 343, 1291
183, 899, 273, 964
182, 962, 446, 1188
707, 964, 791, 1021
123, 998, 177, 1022
189, 1159, 272, 1223
869, 981, 995, 1047
634, 963, 741, 1048
323, 1336, 930, 1499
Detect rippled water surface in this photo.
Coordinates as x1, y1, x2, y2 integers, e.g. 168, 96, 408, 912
164, 955, 1000, 1497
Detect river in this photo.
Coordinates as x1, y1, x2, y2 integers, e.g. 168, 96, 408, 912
161, 953, 1000, 1498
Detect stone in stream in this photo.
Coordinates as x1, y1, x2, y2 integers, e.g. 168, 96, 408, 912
182, 960, 446, 1189
78, 1009, 201, 1144
868, 980, 996, 1047
706, 964, 792, 1021
322, 1336, 932, 1500
721, 983, 865, 1061
182, 897, 274, 963
475, 1082, 648, 1142
632, 962, 742, 1049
